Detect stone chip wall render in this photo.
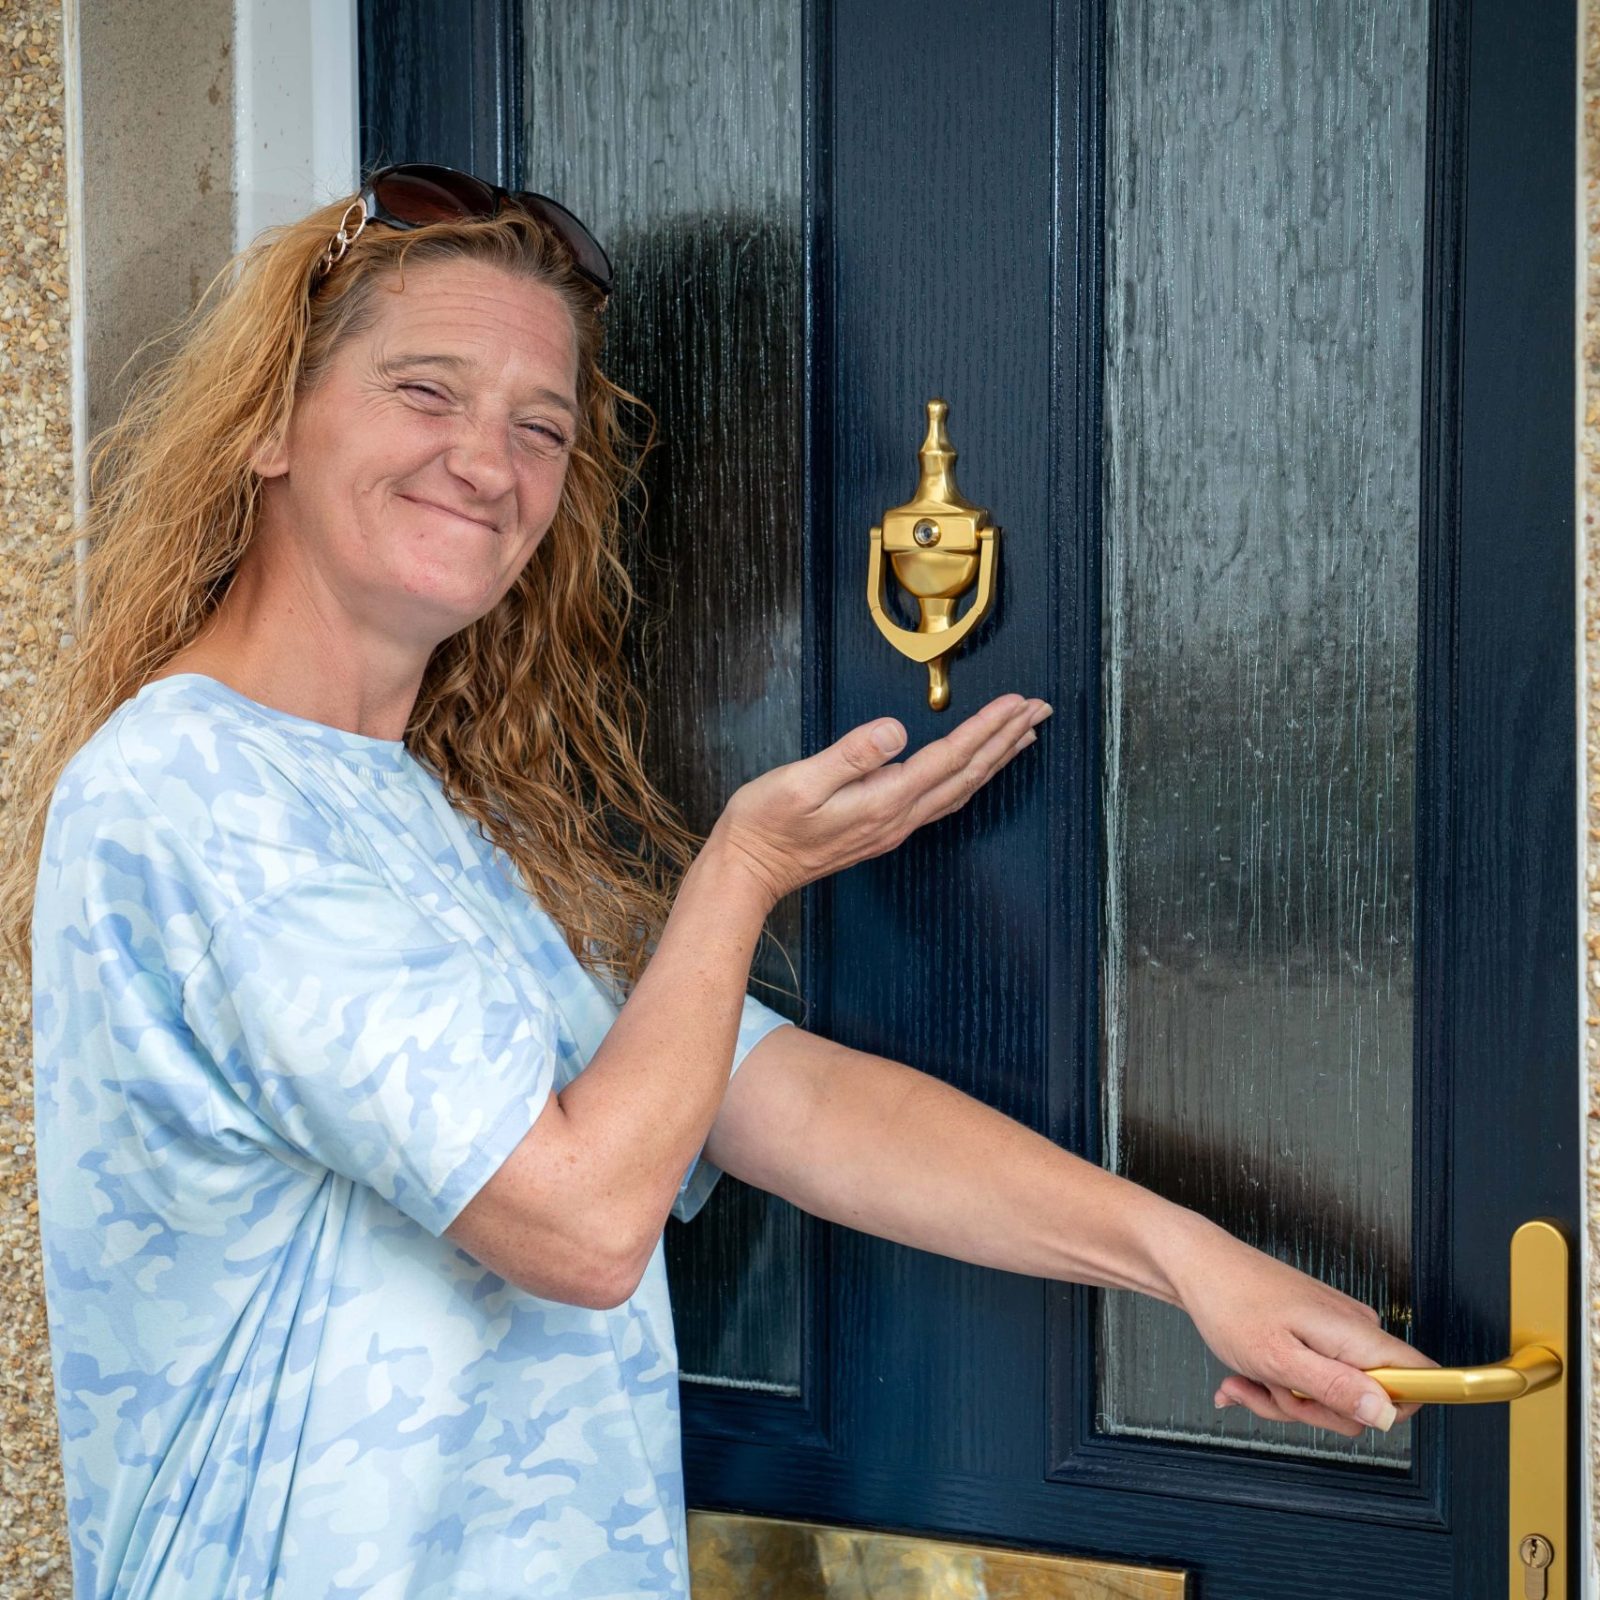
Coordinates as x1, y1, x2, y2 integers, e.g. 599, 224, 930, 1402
1582, 0, 1600, 1578
1, 1, 71, 1592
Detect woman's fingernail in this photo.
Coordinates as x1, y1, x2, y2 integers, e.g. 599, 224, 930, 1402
1355, 1394, 1397, 1431
1030, 703, 1053, 724
872, 723, 904, 754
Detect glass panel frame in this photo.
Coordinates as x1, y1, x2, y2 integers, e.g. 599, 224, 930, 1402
522, 0, 808, 1393
1095, 0, 1428, 1466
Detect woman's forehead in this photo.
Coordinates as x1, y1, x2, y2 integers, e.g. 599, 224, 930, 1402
362, 260, 578, 381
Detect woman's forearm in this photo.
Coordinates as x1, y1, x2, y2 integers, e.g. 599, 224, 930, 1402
448, 700, 1046, 1307
728, 1034, 1214, 1300
550, 836, 775, 1271
714, 1032, 1424, 1436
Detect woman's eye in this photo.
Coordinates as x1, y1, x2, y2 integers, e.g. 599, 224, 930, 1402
522, 423, 569, 448
399, 384, 567, 450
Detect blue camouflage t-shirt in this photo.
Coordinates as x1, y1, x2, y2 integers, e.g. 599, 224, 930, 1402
31, 671, 791, 1599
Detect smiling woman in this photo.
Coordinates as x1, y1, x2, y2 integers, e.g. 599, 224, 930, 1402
3, 196, 683, 1000
1, 164, 1432, 1600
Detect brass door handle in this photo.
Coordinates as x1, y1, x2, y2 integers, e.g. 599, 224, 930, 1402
1295, 1220, 1567, 1597
1363, 1340, 1560, 1405
867, 399, 999, 710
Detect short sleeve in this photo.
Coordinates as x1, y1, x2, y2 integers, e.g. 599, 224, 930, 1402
180, 861, 559, 1237
670, 992, 793, 1224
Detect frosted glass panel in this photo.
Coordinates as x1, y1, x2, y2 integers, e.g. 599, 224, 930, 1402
1098, 0, 1425, 1465
523, 0, 803, 1392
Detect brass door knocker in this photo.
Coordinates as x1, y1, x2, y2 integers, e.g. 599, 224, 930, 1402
867, 399, 999, 710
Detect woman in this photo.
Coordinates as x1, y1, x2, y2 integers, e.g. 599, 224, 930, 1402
3, 165, 1431, 1599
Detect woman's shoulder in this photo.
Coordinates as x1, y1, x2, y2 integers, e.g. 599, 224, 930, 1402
47, 674, 364, 898
66, 673, 329, 808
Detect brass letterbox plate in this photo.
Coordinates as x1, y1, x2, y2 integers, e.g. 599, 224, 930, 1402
688, 1511, 1189, 1598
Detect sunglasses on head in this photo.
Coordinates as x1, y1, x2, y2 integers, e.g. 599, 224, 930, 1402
316, 162, 613, 297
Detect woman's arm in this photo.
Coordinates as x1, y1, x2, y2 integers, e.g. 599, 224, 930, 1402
446, 693, 1049, 1308
703, 1024, 1433, 1437
446, 841, 769, 1308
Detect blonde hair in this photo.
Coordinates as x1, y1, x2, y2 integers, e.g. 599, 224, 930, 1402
0, 194, 703, 994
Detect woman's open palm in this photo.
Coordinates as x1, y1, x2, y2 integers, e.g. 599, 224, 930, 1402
710, 692, 1052, 907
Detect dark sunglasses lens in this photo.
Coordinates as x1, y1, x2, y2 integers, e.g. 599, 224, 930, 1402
518, 194, 613, 292
370, 165, 498, 224
366, 165, 612, 293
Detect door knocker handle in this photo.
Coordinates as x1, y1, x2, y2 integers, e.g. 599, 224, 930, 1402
867, 399, 999, 710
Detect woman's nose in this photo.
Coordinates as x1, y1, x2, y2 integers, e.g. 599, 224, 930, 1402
442, 420, 516, 500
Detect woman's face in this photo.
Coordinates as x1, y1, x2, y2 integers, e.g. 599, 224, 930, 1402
252, 256, 580, 655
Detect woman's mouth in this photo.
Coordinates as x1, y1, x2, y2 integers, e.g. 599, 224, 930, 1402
401, 494, 497, 532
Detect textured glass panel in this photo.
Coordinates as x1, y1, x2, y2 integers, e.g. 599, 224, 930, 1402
1098, 0, 1425, 1465
523, 1, 803, 1392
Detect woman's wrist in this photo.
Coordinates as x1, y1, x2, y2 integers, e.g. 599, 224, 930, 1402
1135, 1196, 1242, 1311
690, 824, 784, 924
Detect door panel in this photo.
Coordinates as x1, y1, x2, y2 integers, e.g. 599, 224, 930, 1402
361, 0, 1578, 1592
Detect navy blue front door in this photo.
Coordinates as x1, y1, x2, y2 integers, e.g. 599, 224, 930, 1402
363, 1, 1578, 1592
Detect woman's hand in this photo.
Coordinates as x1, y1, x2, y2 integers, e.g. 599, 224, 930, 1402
1163, 1212, 1436, 1437
708, 692, 1052, 909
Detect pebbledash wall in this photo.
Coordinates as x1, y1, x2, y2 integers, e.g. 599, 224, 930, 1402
1581, 7, 1600, 1584
0, 1, 1594, 1596
0, 0, 70, 1589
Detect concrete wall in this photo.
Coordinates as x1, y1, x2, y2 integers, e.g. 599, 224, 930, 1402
73, 0, 234, 448
0, 0, 233, 1592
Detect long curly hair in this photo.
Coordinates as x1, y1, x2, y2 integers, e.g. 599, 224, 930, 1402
0, 194, 704, 995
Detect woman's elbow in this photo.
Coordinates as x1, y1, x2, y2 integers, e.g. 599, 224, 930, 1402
542, 1247, 644, 1310
442, 1119, 664, 1308
485, 1223, 652, 1310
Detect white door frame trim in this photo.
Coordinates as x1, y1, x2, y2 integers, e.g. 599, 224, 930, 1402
233, 0, 359, 255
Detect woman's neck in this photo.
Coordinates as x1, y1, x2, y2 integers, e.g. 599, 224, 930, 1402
145, 606, 427, 743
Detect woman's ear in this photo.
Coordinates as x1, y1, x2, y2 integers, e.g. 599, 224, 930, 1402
248, 430, 289, 479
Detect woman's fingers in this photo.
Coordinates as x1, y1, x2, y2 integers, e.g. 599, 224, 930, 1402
898, 697, 1051, 826
804, 694, 1026, 808
1217, 1373, 1420, 1438
888, 694, 1029, 797
915, 706, 1046, 823
1214, 1377, 1366, 1439
1214, 1318, 1434, 1437
810, 692, 1046, 829
1174, 1223, 1437, 1442
1280, 1340, 1422, 1432
807, 716, 909, 790
1285, 1303, 1436, 1428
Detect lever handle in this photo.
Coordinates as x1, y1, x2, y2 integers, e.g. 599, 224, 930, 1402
1362, 1341, 1561, 1405
1287, 1221, 1566, 1598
